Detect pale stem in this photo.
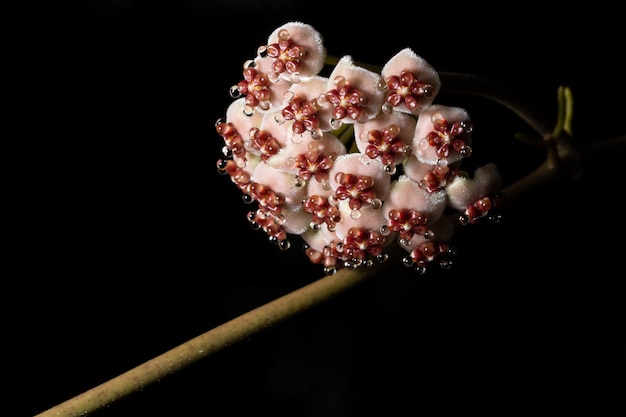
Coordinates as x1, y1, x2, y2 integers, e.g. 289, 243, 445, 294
32, 71, 625, 417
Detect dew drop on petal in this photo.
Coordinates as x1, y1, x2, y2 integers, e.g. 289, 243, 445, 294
370, 199, 382, 210
359, 153, 372, 165
387, 124, 400, 137
311, 128, 323, 140
418, 138, 430, 150
282, 90, 295, 104
460, 145, 472, 158
317, 94, 329, 107
330, 118, 343, 130
290, 73, 302, 84
274, 112, 286, 125
278, 28, 291, 41
423, 84, 434, 98
350, 208, 361, 220
294, 176, 306, 188
308, 141, 321, 152
268, 71, 280, 83
431, 113, 444, 123
381, 102, 393, 114
285, 157, 296, 169
333, 75, 346, 88
380, 225, 390, 236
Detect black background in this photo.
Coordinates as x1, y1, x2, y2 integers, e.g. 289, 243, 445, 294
10, 1, 626, 416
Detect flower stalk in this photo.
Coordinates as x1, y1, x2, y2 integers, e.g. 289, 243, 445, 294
32, 20, 624, 417
34, 136, 623, 417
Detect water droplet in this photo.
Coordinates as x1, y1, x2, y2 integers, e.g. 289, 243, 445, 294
230, 85, 242, 98
290, 72, 302, 84
257, 45, 268, 57
384, 164, 396, 175
350, 208, 361, 220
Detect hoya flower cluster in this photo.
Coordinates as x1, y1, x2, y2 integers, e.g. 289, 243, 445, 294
215, 21, 503, 275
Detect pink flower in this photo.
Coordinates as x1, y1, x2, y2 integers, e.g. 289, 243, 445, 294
230, 22, 327, 114
352, 111, 416, 174
381, 47, 441, 115
215, 21, 504, 275
323, 55, 387, 126
412, 104, 473, 166
446, 163, 503, 225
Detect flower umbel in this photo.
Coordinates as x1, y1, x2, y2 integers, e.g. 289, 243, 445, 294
216, 21, 503, 275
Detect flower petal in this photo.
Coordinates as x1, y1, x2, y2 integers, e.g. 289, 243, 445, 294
446, 163, 502, 210
352, 111, 416, 166
252, 161, 307, 211
381, 48, 441, 115
265, 21, 327, 80
383, 175, 447, 221
412, 104, 473, 165
325, 55, 386, 123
